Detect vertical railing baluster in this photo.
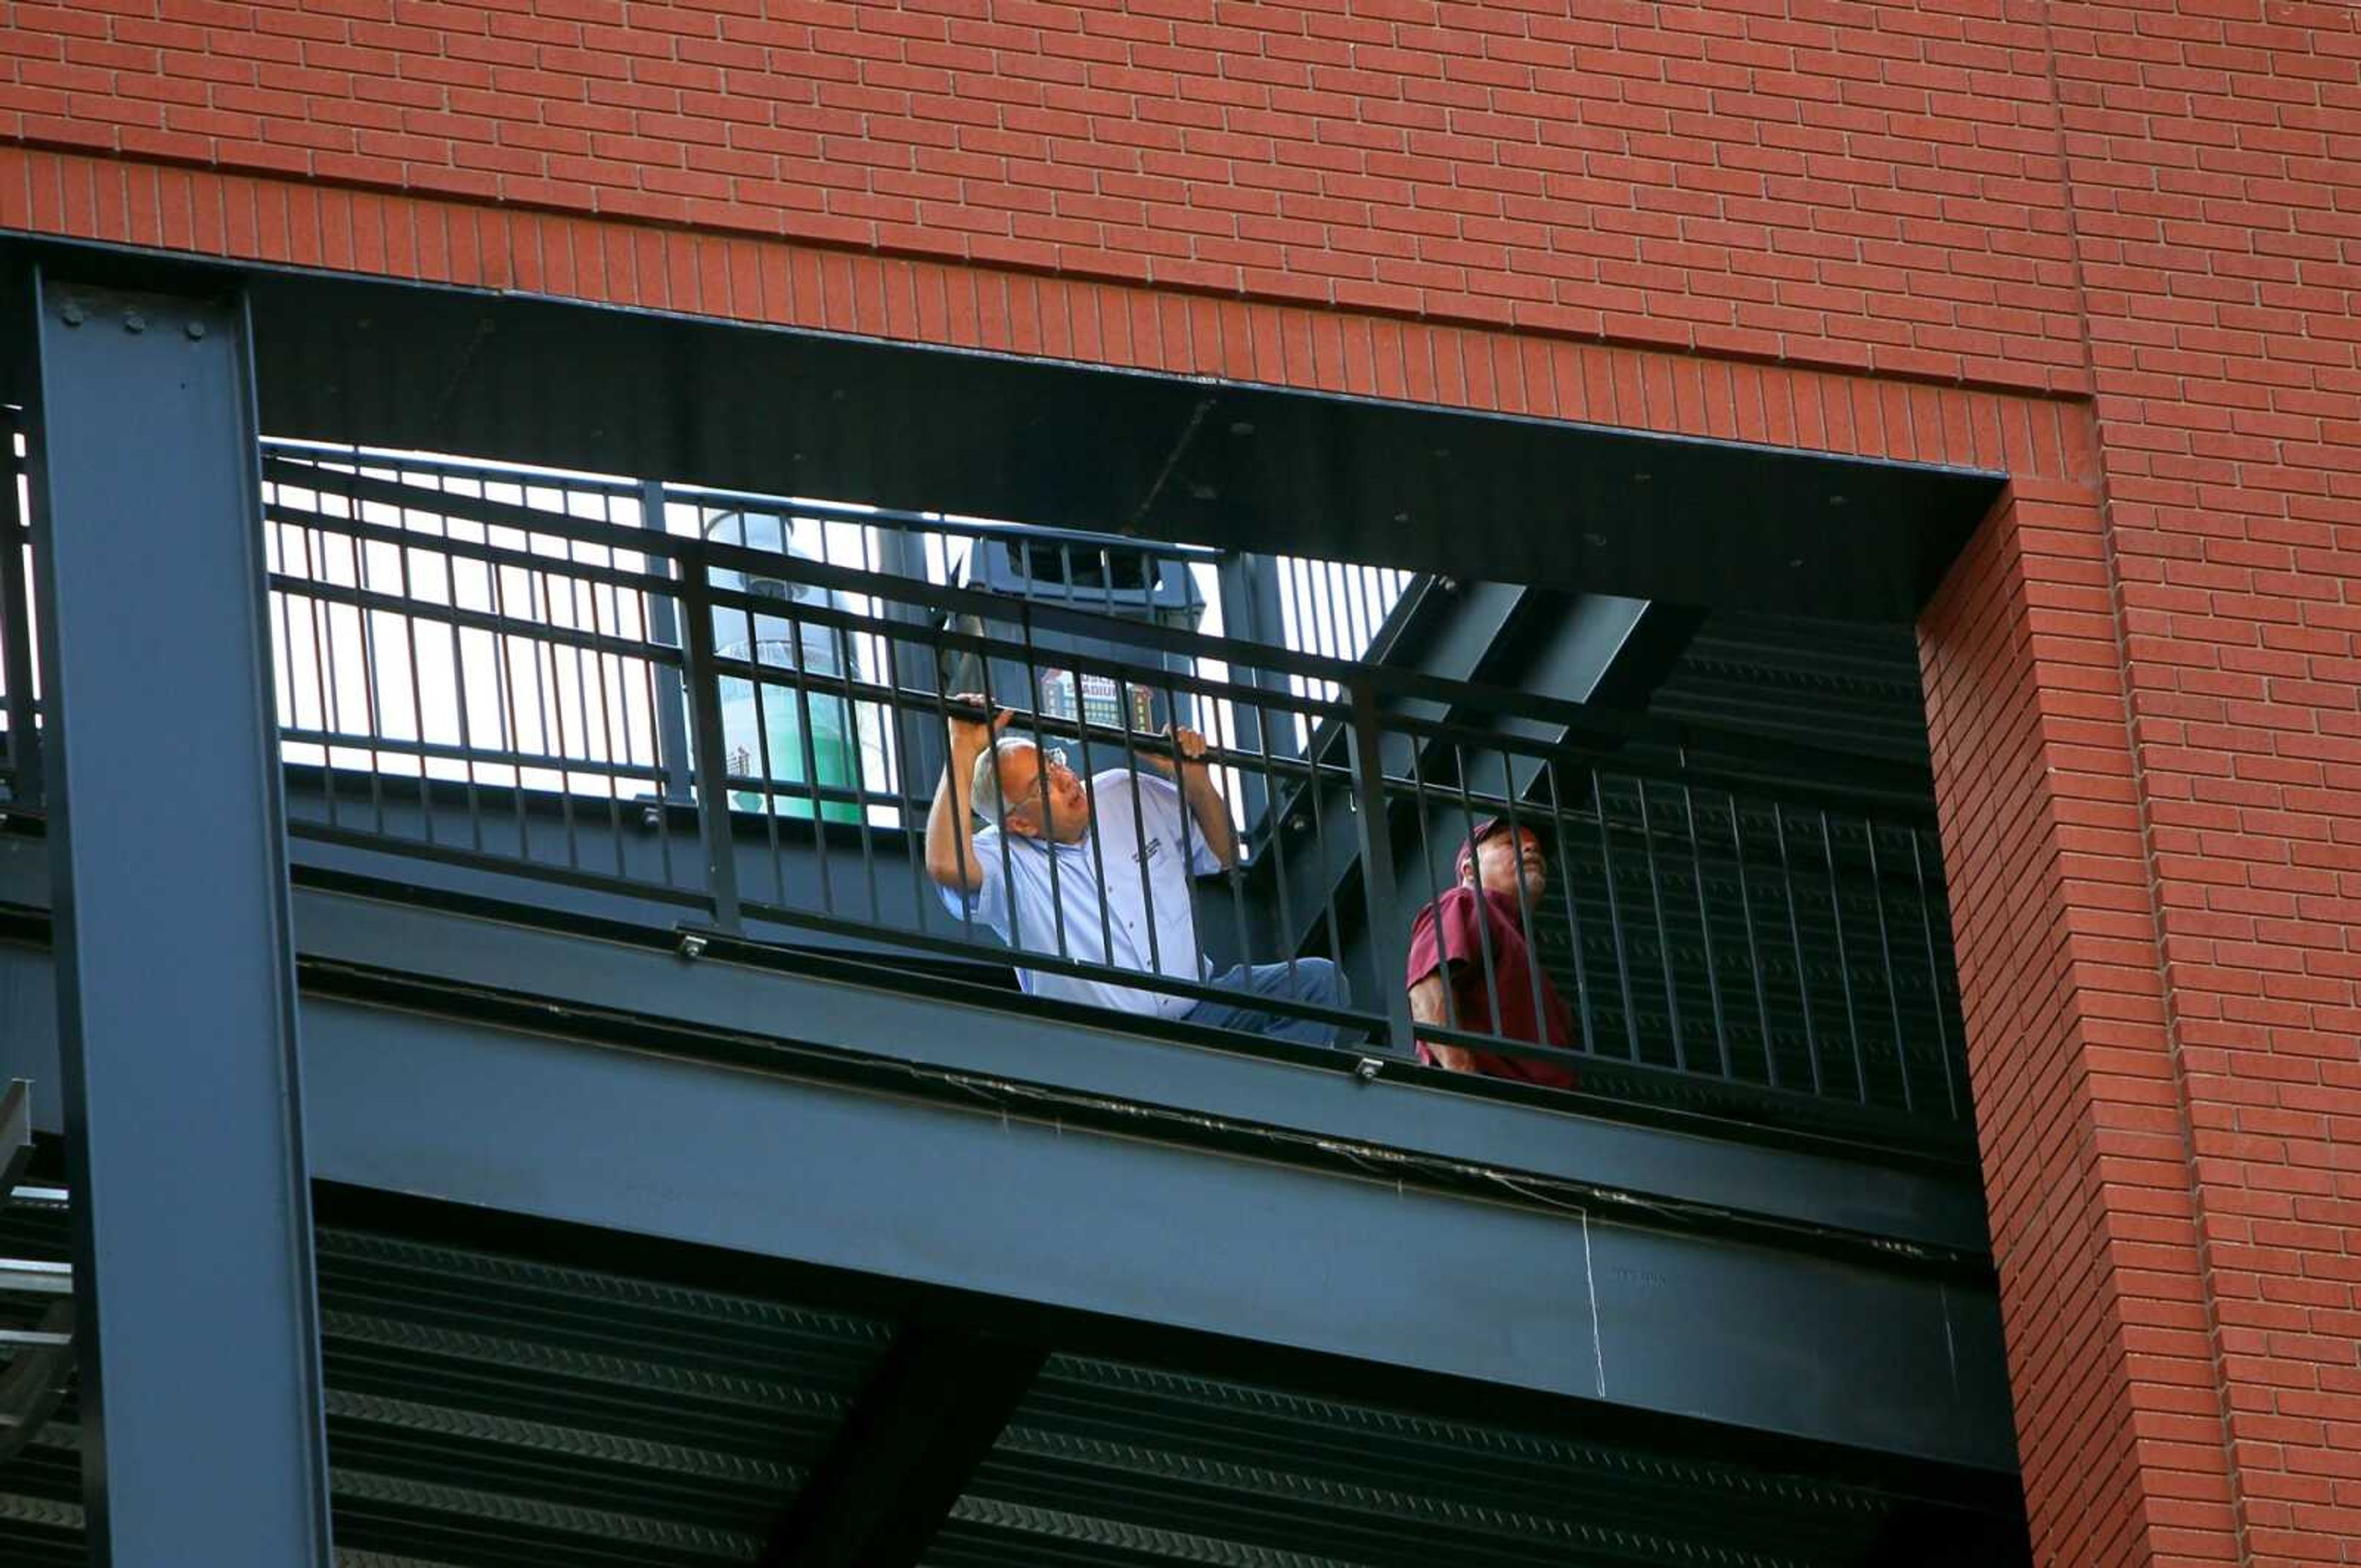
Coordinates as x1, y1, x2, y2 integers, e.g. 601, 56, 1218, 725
0, 413, 41, 800
675, 538, 742, 932
1404, 734, 1458, 1035
1336, 561, 1367, 661
1728, 795, 1778, 1090
1311, 559, 1342, 662
1866, 821, 1915, 1114
1773, 805, 1822, 1096
1074, 688, 1119, 975
1112, 667, 1158, 979
976, 651, 1028, 956
297, 518, 341, 832
1251, 696, 1302, 995
528, 553, 581, 871
1279, 556, 1308, 663
481, 513, 532, 861
930, 669, 979, 947
1684, 783, 1731, 1082
876, 586, 936, 935
1541, 760, 1597, 1055
1014, 608, 1073, 967
636, 480, 696, 805
1305, 727, 1350, 980
781, 601, 837, 917
1634, 778, 1686, 1072
1444, 741, 1505, 1041
427, 471, 462, 840
342, 464, 390, 843
1498, 755, 1552, 1053
1592, 769, 1641, 1062
1821, 810, 1868, 1104
583, 511, 630, 880
823, 605, 883, 923
392, 471, 437, 848
1162, 672, 1203, 998
1348, 680, 1414, 1054
1206, 687, 1259, 993
734, 581, 788, 907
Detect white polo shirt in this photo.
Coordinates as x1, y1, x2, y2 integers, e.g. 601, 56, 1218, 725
939, 768, 1225, 1017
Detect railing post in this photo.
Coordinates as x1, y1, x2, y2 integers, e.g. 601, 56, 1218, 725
1346, 679, 1417, 1056
870, 524, 948, 818
638, 478, 696, 805
671, 535, 742, 932
0, 409, 38, 803
1215, 552, 1296, 834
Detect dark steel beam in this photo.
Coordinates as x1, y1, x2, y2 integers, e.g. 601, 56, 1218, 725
18, 269, 334, 1566
0, 835, 1990, 1251
0, 234, 2006, 621
301, 996, 2014, 1468
0, 930, 2013, 1468
1582, 602, 1709, 713
232, 267, 2000, 620
759, 1325, 1045, 1568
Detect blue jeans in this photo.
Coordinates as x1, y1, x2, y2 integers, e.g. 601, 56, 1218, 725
1181, 959, 1348, 1046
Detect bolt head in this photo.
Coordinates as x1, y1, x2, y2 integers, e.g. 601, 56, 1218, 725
124, 312, 146, 334
186, 320, 208, 341
58, 301, 84, 326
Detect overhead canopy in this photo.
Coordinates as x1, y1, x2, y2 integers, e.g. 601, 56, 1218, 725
6, 237, 2003, 617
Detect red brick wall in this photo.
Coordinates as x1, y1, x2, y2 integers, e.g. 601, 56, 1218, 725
2053, 1, 2361, 1562
1927, 2, 2361, 1565
4, 3, 2359, 1566
0, 0, 2087, 388
1921, 484, 2193, 1566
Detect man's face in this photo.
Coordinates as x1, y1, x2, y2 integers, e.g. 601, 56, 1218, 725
997, 744, 1091, 842
1472, 827, 1547, 902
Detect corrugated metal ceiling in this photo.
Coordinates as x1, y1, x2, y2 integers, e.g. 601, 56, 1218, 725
0, 1188, 2022, 1567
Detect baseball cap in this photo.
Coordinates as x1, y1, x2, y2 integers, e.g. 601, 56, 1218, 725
1453, 816, 1516, 881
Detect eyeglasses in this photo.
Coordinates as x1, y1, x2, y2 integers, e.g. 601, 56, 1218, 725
1010, 746, 1071, 802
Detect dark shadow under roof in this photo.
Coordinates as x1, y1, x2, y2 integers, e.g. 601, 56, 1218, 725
4, 237, 2004, 621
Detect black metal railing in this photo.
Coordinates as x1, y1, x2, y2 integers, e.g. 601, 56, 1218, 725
1, 438, 1970, 1143
1371, 732, 1964, 1125
0, 411, 38, 800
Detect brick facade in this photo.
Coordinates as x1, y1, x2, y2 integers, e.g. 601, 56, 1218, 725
4, 2, 2357, 1564
0, 0, 2090, 386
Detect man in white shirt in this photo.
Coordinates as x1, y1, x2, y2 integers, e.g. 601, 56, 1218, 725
922, 694, 1347, 1042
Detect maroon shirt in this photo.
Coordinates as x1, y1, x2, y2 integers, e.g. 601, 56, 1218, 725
1405, 886, 1581, 1089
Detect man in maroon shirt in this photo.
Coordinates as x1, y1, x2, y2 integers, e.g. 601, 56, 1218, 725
1404, 816, 1581, 1089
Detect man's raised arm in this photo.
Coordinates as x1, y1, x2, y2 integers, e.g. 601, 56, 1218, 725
1153, 723, 1238, 869
924, 694, 1010, 893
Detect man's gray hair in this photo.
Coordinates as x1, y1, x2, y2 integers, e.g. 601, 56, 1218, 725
970, 735, 1044, 828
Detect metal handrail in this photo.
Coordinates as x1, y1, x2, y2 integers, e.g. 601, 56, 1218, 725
0, 441, 1974, 1138
258, 444, 1935, 813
